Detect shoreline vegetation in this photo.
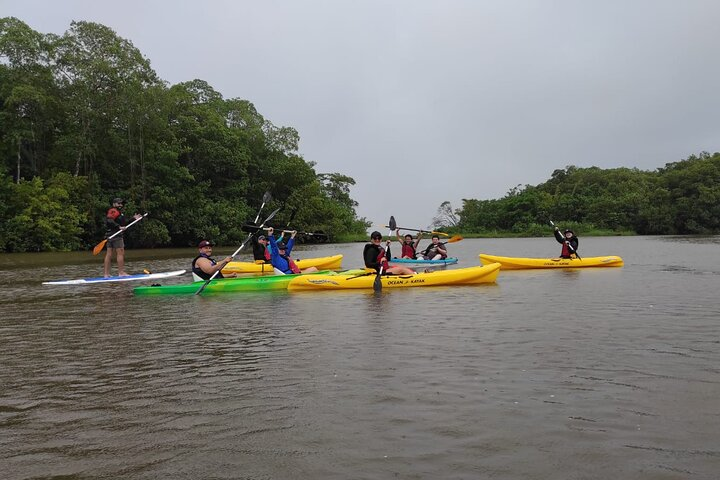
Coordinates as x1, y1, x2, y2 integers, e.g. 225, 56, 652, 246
1, 18, 719, 254
336, 227, 636, 244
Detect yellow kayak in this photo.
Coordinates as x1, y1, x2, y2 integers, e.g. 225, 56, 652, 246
223, 254, 343, 274
287, 263, 501, 290
479, 254, 624, 269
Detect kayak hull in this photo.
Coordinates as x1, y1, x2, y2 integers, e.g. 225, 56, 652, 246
287, 263, 501, 290
133, 269, 367, 295
479, 254, 624, 269
389, 257, 459, 266
43, 270, 187, 285
134, 273, 301, 295
223, 254, 343, 274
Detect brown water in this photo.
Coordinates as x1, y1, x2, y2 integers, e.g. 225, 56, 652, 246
1, 236, 719, 479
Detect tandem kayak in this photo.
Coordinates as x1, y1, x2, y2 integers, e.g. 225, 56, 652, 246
287, 263, 501, 291
133, 269, 368, 295
222, 254, 343, 274
43, 270, 187, 285
479, 254, 624, 269
389, 257, 459, 266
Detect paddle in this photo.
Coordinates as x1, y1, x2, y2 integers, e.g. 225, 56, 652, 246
442, 235, 464, 244
253, 191, 272, 224
92, 213, 148, 255
383, 222, 449, 237
262, 228, 328, 236
549, 220, 582, 260
374, 216, 397, 291
195, 206, 281, 296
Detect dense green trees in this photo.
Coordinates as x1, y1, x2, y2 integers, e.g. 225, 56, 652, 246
0, 18, 369, 252
445, 152, 720, 235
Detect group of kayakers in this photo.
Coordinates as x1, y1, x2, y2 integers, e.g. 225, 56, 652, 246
103, 196, 581, 279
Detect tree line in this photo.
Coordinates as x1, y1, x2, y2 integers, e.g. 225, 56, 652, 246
433, 152, 720, 236
0, 17, 369, 252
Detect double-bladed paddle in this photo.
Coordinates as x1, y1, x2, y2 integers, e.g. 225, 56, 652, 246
253, 191, 272, 224
383, 222, 449, 237
374, 216, 397, 291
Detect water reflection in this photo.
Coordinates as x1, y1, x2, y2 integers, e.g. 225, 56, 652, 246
1, 236, 720, 479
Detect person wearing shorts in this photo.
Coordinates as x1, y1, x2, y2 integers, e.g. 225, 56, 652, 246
104, 197, 141, 277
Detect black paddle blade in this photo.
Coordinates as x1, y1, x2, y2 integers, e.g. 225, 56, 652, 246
373, 272, 382, 291
264, 207, 281, 224
287, 207, 298, 226
262, 191, 272, 204
389, 216, 397, 230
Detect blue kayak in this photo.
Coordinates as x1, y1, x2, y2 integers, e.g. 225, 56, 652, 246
389, 257, 458, 266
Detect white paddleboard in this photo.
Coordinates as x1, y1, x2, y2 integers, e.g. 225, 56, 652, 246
43, 270, 187, 285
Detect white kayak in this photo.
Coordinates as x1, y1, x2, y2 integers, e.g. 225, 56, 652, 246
43, 270, 187, 285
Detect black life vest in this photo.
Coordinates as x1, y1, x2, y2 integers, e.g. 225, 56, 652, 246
192, 253, 224, 280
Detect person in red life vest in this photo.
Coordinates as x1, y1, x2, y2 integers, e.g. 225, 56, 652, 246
191, 240, 237, 281
419, 234, 448, 260
363, 231, 415, 275
395, 230, 422, 259
267, 227, 319, 274
553, 227, 579, 259
251, 233, 272, 264
104, 197, 142, 277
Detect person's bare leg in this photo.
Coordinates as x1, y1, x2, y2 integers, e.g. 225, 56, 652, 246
116, 247, 128, 275
104, 248, 113, 277
387, 266, 415, 275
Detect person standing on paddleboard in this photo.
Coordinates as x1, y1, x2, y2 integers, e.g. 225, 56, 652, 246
104, 198, 142, 277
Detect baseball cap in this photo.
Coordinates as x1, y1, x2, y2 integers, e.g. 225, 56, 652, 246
198, 240, 213, 248
112, 197, 124, 205
258, 235, 267, 241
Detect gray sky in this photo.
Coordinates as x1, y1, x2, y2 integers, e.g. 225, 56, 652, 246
2, 0, 719, 230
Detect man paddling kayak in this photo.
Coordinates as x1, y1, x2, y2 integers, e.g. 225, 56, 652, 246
192, 240, 237, 281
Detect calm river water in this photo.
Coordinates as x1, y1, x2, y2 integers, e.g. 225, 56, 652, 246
1, 236, 719, 479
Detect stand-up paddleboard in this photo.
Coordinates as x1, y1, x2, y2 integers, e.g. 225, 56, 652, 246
42, 270, 187, 285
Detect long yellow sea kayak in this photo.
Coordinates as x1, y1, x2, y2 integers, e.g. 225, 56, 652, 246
479, 254, 623, 269
287, 263, 501, 290
223, 254, 343, 274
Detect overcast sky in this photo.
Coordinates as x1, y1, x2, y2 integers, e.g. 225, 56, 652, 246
2, 0, 719, 229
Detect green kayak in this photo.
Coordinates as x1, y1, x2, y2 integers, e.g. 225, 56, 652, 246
133, 270, 365, 295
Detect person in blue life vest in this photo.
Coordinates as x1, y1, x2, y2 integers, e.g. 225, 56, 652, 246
191, 240, 237, 281
395, 230, 422, 259
104, 197, 142, 277
418, 234, 448, 260
266, 227, 319, 274
554, 227, 579, 259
